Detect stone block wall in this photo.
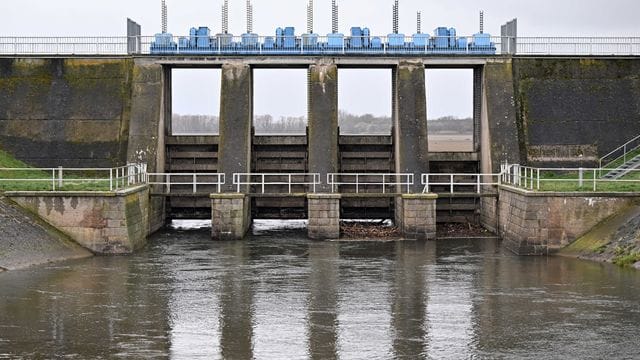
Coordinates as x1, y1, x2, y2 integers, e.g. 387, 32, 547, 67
395, 194, 437, 240
7, 185, 150, 254
307, 194, 341, 240
480, 195, 499, 234
497, 185, 638, 255
211, 194, 251, 240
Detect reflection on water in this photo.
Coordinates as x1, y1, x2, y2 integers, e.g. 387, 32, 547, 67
1, 226, 640, 359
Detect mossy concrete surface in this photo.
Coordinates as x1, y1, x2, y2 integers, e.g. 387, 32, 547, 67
560, 204, 640, 268
513, 58, 640, 167
0, 58, 133, 168
0, 196, 92, 270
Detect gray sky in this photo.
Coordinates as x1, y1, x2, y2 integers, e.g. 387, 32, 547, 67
2, 0, 638, 119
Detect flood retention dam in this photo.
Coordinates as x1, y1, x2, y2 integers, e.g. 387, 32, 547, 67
1, 55, 640, 259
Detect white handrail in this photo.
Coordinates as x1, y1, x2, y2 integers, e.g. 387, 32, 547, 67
421, 173, 502, 194
599, 134, 640, 169
0, 163, 146, 191
327, 173, 414, 194
146, 173, 225, 194
232, 173, 320, 194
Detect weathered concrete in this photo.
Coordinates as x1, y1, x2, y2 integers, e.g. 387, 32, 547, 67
482, 59, 521, 173
0, 196, 92, 270
496, 185, 639, 255
218, 62, 252, 193
0, 58, 132, 167
7, 185, 150, 254
394, 61, 428, 192
513, 58, 640, 166
211, 193, 251, 240
395, 194, 438, 240
308, 194, 341, 240
308, 62, 339, 192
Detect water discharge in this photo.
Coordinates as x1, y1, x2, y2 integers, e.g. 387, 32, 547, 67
1, 223, 639, 359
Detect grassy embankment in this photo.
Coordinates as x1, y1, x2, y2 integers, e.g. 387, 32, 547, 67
0, 150, 112, 191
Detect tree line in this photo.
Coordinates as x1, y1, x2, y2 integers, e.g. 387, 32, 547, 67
172, 112, 472, 135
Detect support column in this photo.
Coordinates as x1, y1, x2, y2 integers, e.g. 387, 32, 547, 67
394, 61, 428, 192
395, 194, 437, 240
219, 62, 253, 193
308, 194, 341, 240
211, 194, 251, 240
308, 62, 339, 192
473, 67, 483, 152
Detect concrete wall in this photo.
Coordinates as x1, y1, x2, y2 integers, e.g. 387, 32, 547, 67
395, 194, 437, 240
513, 58, 640, 167
7, 186, 150, 254
308, 194, 341, 240
0, 58, 133, 167
0, 196, 92, 270
496, 185, 638, 255
211, 194, 252, 240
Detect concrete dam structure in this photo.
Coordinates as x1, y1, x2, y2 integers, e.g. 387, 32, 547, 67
1, 54, 640, 252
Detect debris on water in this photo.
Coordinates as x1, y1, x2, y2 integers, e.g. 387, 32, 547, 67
437, 223, 493, 238
340, 221, 401, 239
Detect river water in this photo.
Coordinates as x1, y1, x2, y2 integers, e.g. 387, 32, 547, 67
1, 221, 639, 359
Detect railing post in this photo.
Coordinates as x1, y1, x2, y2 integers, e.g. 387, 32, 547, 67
288, 174, 292, 194
579, 167, 584, 188
166, 174, 171, 194
382, 175, 386, 194
477, 174, 481, 194
262, 174, 265, 194
356, 174, 359, 194
537, 169, 540, 190
593, 169, 597, 192
193, 173, 197, 193
58, 166, 63, 189
450, 174, 454, 194
109, 168, 113, 191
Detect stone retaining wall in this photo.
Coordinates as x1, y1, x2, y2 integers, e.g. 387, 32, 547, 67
496, 185, 639, 255
7, 185, 150, 254
395, 194, 438, 240
211, 194, 251, 240
307, 194, 341, 239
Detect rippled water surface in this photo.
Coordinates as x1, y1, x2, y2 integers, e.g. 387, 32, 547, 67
1, 223, 640, 359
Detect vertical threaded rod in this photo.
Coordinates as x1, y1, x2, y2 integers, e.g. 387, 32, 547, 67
480, 10, 484, 34
246, 0, 253, 34
161, 0, 168, 34
393, 0, 399, 34
417, 11, 421, 34
222, 0, 229, 34
307, 0, 314, 34
332, 0, 339, 34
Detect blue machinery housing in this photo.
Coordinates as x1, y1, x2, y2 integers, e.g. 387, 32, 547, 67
150, 26, 496, 55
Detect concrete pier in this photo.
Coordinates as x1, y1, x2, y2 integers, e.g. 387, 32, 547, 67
395, 194, 438, 240
307, 194, 341, 240
211, 194, 251, 240
394, 61, 429, 192
308, 62, 339, 192
218, 62, 253, 193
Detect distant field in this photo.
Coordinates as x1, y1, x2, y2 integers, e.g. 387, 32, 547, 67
428, 134, 473, 152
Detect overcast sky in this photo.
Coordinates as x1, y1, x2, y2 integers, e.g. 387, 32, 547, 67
2, 0, 638, 119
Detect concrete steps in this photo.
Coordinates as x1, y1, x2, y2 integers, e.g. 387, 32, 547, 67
602, 154, 640, 180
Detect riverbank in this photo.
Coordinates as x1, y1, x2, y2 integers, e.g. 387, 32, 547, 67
559, 205, 640, 269
0, 197, 92, 270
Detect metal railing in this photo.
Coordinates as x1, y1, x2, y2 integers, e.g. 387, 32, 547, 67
421, 173, 502, 194
502, 164, 640, 192
2, 35, 640, 56
0, 163, 146, 192
327, 173, 414, 194
599, 134, 640, 170
233, 173, 320, 194
146, 173, 225, 194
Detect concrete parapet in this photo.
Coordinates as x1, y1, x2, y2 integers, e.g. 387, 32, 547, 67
497, 185, 640, 255
211, 193, 251, 240
307, 194, 341, 240
395, 194, 438, 240
7, 185, 150, 255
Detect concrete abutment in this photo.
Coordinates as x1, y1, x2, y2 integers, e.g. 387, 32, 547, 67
211, 194, 252, 240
